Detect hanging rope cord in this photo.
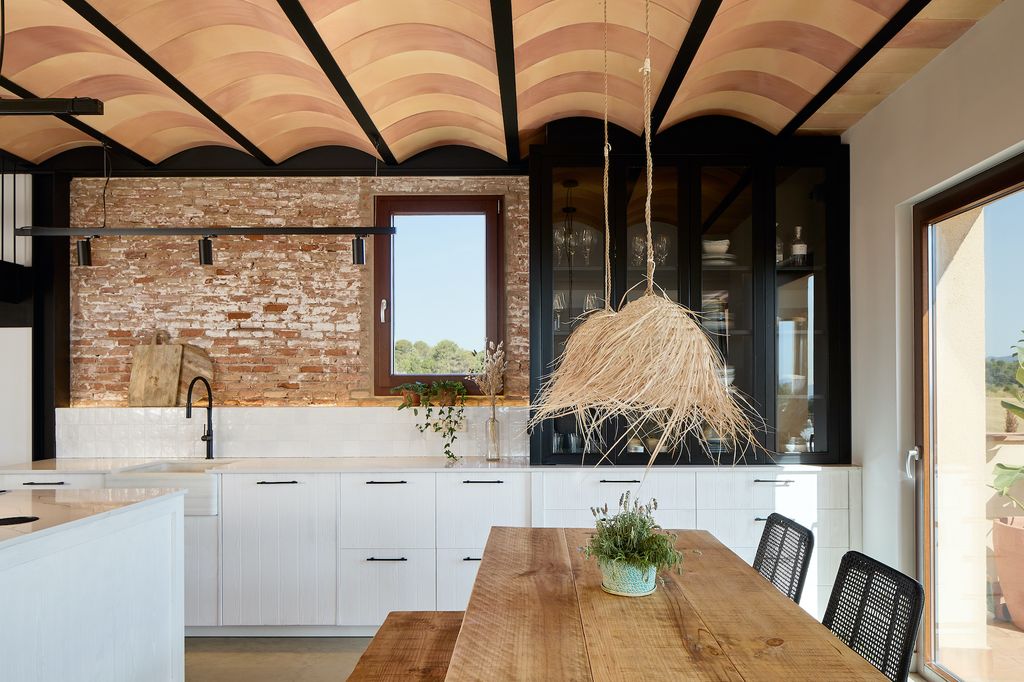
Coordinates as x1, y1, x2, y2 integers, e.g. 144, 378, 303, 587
602, 0, 612, 310
642, 0, 655, 294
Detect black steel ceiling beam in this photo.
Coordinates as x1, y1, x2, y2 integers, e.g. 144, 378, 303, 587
651, 0, 722, 134
490, 0, 520, 164
0, 147, 35, 170
277, 0, 398, 166
0, 76, 153, 168
779, 0, 931, 137
62, 0, 276, 166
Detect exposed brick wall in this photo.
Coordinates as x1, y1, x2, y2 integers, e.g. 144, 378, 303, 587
69, 176, 530, 406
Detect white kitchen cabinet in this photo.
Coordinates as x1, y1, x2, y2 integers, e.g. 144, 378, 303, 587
338, 549, 435, 626
437, 548, 484, 610
541, 470, 696, 511
340, 473, 435, 548
184, 516, 219, 626
0, 473, 104, 489
436, 473, 530, 548
221, 474, 338, 626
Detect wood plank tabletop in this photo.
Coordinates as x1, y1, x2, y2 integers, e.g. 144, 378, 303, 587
444, 527, 885, 681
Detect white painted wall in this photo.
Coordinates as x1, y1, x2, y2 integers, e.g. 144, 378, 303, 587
844, 0, 1024, 574
0, 328, 31, 464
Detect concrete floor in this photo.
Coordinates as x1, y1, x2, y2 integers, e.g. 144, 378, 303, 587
185, 637, 370, 682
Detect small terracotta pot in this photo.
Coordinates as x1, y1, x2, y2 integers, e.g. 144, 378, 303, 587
433, 389, 458, 407
993, 518, 1024, 629
400, 391, 422, 407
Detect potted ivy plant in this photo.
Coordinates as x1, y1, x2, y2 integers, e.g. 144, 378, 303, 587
993, 333, 1024, 628
394, 380, 466, 461
583, 491, 683, 597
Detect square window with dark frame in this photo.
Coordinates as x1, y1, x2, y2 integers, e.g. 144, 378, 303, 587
374, 196, 504, 396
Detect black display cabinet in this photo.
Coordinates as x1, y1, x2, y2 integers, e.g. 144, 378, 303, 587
529, 118, 850, 466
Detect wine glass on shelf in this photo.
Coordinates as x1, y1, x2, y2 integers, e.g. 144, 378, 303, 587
654, 234, 669, 265
553, 292, 567, 331
584, 292, 599, 311
553, 230, 565, 265
578, 229, 595, 265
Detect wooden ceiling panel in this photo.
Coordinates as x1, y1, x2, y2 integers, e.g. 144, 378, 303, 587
85, 0, 376, 162
662, 0, 908, 133
302, 0, 505, 162
513, 0, 700, 138
0, 86, 100, 163
801, 0, 1003, 133
1, 0, 241, 163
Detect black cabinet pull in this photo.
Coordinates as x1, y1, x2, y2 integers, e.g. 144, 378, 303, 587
462, 480, 503, 484
256, 480, 299, 485
754, 517, 769, 522
599, 479, 641, 484
366, 480, 407, 485
463, 557, 482, 561
23, 481, 65, 486
753, 479, 794, 484
367, 557, 407, 562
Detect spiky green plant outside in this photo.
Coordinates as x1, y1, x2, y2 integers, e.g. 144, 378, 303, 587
582, 491, 683, 573
994, 332, 1024, 509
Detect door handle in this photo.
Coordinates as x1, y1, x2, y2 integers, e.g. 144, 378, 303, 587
753, 479, 794, 485
367, 557, 407, 562
463, 557, 482, 561
256, 480, 299, 485
905, 447, 921, 480
754, 517, 769, 522
23, 481, 65, 486
599, 479, 641, 483
380, 299, 388, 324
462, 480, 503, 484
366, 480, 407, 485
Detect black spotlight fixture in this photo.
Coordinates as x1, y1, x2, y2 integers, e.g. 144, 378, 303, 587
351, 235, 366, 265
198, 236, 214, 265
76, 237, 93, 267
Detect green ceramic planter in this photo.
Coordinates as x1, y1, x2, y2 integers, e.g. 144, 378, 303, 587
598, 559, 657, 597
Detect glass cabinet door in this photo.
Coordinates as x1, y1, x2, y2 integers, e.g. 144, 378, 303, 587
775, 167, 829, 455
624, 166, 679, 303
700, 167, 756, 458
549, 168, 607, 457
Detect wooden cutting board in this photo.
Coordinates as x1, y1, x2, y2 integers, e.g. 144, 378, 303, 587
177, 344, 214, 406
128, 333, 183, 407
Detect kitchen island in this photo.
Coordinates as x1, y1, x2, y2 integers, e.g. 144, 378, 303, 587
0, 488, 185, 682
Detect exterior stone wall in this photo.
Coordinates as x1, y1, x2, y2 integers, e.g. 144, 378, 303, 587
69, 176, 529, 406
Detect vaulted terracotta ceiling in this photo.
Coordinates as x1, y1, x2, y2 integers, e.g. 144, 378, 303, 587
0, 0, 1002, 167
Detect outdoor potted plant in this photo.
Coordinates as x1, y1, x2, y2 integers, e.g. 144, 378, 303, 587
394, 380, 466, 461
583, 491, 683, 597
992, 333, 1024, 628
392, 381, 427, 408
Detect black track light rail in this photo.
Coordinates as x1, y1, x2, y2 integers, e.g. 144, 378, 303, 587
18, 226, 396, 237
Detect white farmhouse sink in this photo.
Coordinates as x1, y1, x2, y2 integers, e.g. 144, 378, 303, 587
106, 460, 232, 516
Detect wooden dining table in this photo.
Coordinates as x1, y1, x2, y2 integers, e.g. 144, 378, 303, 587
444, 526, 884, 681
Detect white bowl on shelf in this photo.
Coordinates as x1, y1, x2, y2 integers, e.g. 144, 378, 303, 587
702, 239, 730, 255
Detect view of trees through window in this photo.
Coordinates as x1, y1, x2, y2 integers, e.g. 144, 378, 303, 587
393, 339, 484, 375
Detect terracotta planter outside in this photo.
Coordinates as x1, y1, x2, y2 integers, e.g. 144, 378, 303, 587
993, 517, 1024, 629
400, 391, 422, 407
433, 389, 458, 406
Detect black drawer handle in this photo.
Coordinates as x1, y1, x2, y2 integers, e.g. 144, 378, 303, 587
599, 479, 641, 483
462, 480, 503, 484
755, 517, 769, 522
257, 480, 299, 485
367, 557, 407, 562
23, 481, 65, 486
463, 557, 482, 561
366, 480, 407, 485
753, 479, 794, 484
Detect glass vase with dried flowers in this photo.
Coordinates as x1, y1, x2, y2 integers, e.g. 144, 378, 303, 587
467, 340, 507, 461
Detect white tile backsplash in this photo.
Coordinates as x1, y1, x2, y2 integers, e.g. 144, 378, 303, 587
55, 406, 530, 459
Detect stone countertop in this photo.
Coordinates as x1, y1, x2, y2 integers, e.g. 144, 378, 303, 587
0, 457, 858, 474
0, 488, 184, 550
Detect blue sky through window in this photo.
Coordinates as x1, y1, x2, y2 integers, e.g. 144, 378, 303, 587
984, 189, 1024, 357
392, 213, 486, 352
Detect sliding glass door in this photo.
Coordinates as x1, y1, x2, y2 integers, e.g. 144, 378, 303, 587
919, 187, 1024, 681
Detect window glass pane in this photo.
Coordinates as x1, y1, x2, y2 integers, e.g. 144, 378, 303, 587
391, 213, 486, 375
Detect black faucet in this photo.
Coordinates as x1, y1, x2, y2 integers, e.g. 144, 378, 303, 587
186, 376, 214, 459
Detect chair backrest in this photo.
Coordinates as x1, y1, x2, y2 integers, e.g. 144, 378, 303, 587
752, 512, 814, 602
823, 551, 924, 682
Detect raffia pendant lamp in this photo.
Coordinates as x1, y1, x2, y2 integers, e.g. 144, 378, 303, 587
529, 0, 760, 464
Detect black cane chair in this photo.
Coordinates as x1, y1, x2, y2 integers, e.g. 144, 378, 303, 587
823, 551, 924, 682
752, 512, 814, 602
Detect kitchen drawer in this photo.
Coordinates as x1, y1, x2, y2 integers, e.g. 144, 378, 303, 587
697, 508, 850, 550
0, 473, 105, 489
695, 471, 849, 510
541, 508, 696, 530
338, 549, 436, 626
436, 473, 530, 548
184, 516, 219, 626
542, 470, 696, 511
340, 473, 435, 548
437, 548, 484, 611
